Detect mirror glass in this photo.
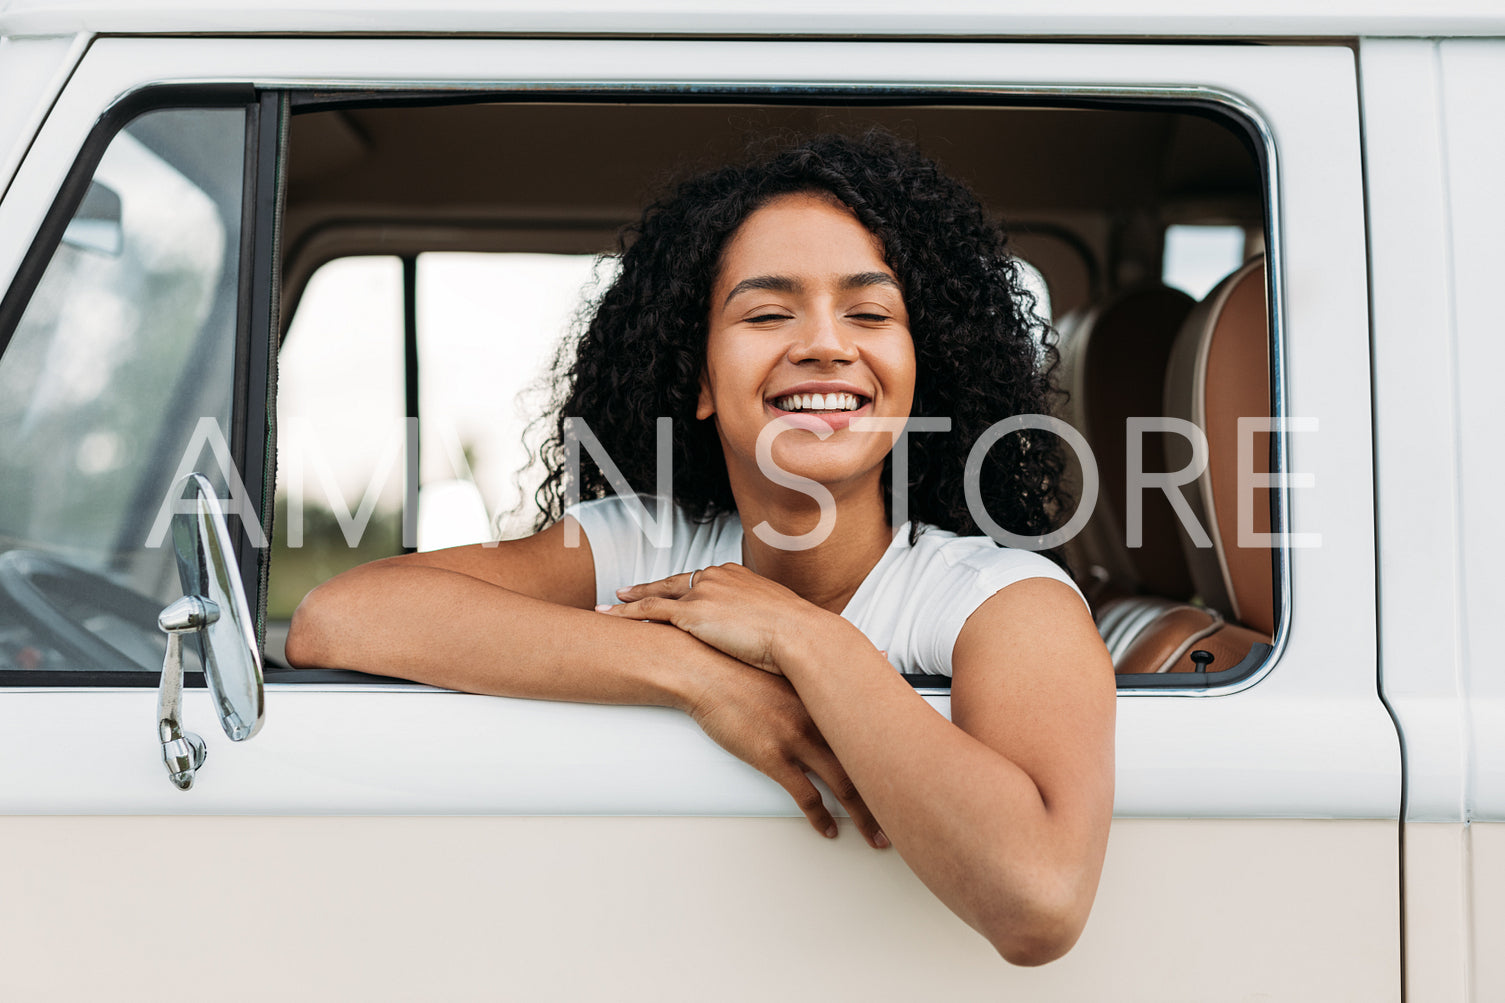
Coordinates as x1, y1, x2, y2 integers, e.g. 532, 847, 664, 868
170, 473, 264, 741
60, 180, 124, 256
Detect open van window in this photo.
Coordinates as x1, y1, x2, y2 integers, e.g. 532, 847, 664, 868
1162, 223, 1251, 299
0, 90, 1280, 688
261, 95, 1278, 689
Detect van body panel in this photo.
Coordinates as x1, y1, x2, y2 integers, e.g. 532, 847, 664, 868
1362, 38, 1470, 825
1402, 821, 1505, 1002
1473, 821, 1505, 999
0, 816, 1400, 1001
1364, 36, 1502, 1003
1437, 39, 1505, 825
0, 26, 1423, 998
1367, 36, 1505, 828
0, 32, 88, 201
1404, 821, 1472, 1002
0, 685, 1403, 818
2, 1, 1505, 40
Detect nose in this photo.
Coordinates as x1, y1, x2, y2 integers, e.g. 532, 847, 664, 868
787, 310, 858, 366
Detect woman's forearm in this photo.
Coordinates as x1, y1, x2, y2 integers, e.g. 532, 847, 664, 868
286, 563, 703, 711
287, 560, 890, 844
774, 610, 1101, 966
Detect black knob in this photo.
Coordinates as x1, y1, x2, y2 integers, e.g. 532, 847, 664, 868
1190, 650, 1215, 670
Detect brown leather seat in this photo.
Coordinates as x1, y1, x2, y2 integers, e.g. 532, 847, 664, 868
1162, 256, 1275, 638
1111, 255, 1275, 675
1100, 594, 1271, 674
1057, 284, 1197, 607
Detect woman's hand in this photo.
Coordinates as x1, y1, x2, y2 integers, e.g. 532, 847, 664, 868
684, 650, 888, 849
598, 562, 844, 675
603, 565, 888, 847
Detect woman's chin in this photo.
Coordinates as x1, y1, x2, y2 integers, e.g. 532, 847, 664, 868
759, 440, 886, 491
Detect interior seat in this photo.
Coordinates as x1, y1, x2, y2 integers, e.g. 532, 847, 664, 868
1162, 254, 1276, 639
1108, 254, 1275, 675
1056, 283, 1198, 607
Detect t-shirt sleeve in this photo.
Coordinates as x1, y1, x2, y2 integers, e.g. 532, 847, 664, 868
562, 495, 648, 608
914, 545, 1088, 676
562, 494, 719, 607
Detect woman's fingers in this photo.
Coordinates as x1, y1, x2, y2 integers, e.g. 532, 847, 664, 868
615, 569, 702, 602
600, 570, 702, 620
600, 564, 816, 675
596, 595, 678, 623
773, 767, 840, 839
598, 579, 781, 674
684, 662, 885, 848
801, 747, 890, 849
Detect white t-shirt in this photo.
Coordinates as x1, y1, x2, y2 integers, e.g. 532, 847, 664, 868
564, 494, 1086, 677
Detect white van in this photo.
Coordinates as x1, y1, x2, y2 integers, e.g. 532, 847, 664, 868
0, 3, 1499, 999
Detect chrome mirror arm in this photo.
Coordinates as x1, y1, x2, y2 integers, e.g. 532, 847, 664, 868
157, 594, 218, 791
155, 473, 265, 790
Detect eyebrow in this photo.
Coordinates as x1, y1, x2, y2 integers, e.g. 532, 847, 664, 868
721, 271, 901, 309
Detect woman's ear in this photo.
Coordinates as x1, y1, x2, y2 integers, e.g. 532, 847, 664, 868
695, 373, 714, 420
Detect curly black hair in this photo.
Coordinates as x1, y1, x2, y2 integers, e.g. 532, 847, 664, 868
532, 130, 1070, 559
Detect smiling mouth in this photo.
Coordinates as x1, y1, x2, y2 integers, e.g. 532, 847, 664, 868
769, 391, 868, 413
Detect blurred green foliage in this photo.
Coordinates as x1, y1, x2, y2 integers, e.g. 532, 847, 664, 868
266, 494, 402, 619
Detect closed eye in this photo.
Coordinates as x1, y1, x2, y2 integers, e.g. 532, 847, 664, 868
745, 312, 793, 324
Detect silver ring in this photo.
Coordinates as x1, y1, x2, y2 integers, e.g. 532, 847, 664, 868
688, 568, 699, 589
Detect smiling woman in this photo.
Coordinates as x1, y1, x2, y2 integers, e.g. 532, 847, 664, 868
284, 131, 1116, 965
700, 192, 915, 541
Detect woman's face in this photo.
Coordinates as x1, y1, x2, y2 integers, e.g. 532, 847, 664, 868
699, 192, 916, 501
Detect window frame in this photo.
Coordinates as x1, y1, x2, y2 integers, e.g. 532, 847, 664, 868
0, 78, 1292, 692
0, 84, 280, 687
269, 83, 1290, 695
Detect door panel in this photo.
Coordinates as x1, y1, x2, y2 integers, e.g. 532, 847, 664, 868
0, 36, 1398, 997
0, 816, 1397, 1002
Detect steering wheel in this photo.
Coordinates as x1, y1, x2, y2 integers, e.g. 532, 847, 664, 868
0, 549, 170, 673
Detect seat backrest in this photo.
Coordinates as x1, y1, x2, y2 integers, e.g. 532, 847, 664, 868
1161, 256, 1275, 637
1057, 284, 1197, 604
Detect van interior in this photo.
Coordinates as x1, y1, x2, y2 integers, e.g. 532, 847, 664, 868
271, 96, 1276, 688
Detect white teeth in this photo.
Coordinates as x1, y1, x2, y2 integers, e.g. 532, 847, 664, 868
772, 392, 863, 412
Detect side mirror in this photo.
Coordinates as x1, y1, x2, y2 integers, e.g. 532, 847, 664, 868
61, 181, 124, 257
157, 473, 265, 790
